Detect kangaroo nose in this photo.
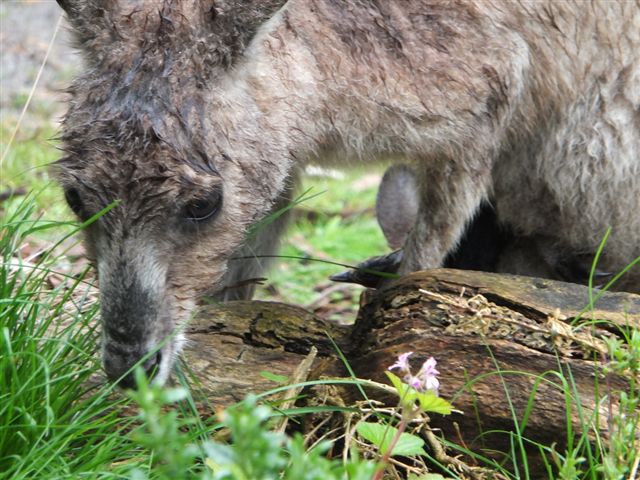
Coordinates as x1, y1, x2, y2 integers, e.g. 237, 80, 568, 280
104, 346, 162, 389
116, 371, 137, 390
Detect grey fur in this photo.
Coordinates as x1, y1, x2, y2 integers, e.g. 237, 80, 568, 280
55, 0, 640, 385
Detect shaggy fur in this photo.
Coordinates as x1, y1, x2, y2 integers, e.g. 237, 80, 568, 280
55, 0, 640, 385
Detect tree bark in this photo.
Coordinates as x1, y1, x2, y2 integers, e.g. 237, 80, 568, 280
183, 269, 638, 467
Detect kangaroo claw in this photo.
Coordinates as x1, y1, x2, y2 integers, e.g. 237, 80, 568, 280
557, 256, 613, 288
330, 250, 403, 288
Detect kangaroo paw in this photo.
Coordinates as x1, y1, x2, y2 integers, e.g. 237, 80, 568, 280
557, 257, 613, 287
330, 250, 403, 288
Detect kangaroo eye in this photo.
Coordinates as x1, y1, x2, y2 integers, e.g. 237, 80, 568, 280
184, 190, 222, 223
64, 188, 84, 217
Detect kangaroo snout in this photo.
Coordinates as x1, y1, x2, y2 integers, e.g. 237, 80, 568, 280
94, 240, 180, 387
103, 341, 163, 389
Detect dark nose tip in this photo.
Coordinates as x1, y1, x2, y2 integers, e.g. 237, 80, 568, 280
116, 371, 138, 390
105, 349, 162, 389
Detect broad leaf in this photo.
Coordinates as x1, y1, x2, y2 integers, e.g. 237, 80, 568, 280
356, 422, 426, 457
385, 371, 418, 405
385, 371, 406, 393
416, 392, 452, 415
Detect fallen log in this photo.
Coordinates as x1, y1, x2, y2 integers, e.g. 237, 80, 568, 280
183, 269, 638, 470
183, 300, 348, 406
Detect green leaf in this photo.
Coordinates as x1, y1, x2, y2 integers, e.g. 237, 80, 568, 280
416, 392, 452, 415
385, 371, 417, 404
385, 371, 406, 393
356, 422, 426, 457
356, 421, 393, 449
260, 371, 289, 384
391, 432, 427, 457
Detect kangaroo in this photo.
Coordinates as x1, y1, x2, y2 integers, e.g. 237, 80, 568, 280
55, 0, 640, 386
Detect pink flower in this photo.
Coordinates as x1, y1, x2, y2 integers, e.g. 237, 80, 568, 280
422, 374, 439, 393
407, 375, 422, 390
419, 357, 439, 377
388, 351, 413, 373
417, 357, 440, 393
389, 352, 441, 394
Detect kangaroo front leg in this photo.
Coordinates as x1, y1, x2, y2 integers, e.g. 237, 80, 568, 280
400, 161, 492, 275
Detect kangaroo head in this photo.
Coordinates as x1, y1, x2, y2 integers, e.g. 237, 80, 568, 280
55, 0, 288, 387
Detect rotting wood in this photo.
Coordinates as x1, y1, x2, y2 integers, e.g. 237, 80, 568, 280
179, 269, 638, 470
181, 300, 348, 406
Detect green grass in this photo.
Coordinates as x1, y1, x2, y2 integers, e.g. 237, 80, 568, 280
1, 123, 71, 227
0, 193, 380, 480
6, 182, 640, 480
1, 196, 134, 479
3, 181, 638, 479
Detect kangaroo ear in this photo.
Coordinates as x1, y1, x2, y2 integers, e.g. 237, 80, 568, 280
56, 1, 106, 19
376, 164, 419, 250
56, 0, 75, 15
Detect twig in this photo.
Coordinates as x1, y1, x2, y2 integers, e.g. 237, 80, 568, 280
388, 456, 427, 476
274, 346, 317, 433
453, 421, 475, 465
0, 187, 27, 202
